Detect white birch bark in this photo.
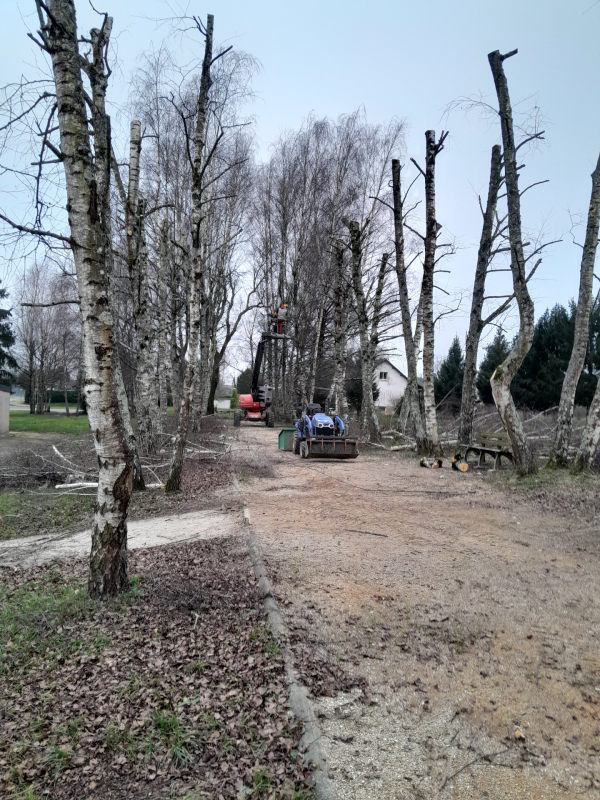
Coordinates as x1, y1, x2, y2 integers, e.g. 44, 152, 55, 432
571, 380, 600, 473
549, 153, 600, 467
40, 0, 133, 596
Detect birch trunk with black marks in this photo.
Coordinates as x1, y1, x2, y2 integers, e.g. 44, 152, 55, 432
392, 159, 426, 449
157, 218, 169, 432
40, 0, 133, 596
548, 153, 600, 468
421, 131, 445, 457
458, 145, 503, 446
488, 49, 536, 475
165, 14, 214, 493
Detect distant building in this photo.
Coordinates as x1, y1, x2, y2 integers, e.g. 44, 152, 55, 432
215, 382, 234, 411
374, 359, 408, 414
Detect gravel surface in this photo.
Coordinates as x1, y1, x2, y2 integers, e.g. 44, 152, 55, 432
237, 427, 600, 800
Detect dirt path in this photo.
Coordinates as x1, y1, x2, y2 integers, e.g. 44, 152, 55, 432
236, 426, 600, 799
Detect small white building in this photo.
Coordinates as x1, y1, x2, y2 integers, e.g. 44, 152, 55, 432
374, 359, 408, 414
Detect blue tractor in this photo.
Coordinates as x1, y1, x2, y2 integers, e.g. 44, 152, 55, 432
293, 403, 359, 459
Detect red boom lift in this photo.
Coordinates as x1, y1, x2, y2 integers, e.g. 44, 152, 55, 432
233, 305, 287, 428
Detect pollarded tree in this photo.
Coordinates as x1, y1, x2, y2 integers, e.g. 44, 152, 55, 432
488, 49, 537, 475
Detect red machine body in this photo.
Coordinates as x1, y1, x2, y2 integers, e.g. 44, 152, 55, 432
238, 394, 264, 421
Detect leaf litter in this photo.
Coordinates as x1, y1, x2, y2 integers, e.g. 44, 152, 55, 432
0, 536, 315, 799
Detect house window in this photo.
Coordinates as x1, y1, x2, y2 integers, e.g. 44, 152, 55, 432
379, 371, 388, 380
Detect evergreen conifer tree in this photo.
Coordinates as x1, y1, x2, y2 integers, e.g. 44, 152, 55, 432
0, 282, 16, 383
434, 335, 464, 412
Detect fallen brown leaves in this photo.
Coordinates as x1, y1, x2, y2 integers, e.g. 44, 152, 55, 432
0, 537, 314, 799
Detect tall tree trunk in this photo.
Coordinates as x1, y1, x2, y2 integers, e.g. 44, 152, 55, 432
458, 145, 503, 445
392, 159, 426, 449
488, 49, 536, 475
157, 218, 169, 432
420, 131, 446, 457
42, 0, 133, 596
166, 14, 214, 493
548, 152, 600, 467
132, 199, 156, 452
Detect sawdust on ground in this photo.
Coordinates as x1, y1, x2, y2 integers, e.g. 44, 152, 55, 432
235, 426, 600, 800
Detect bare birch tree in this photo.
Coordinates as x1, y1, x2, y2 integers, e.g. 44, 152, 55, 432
548, 153, 600, 468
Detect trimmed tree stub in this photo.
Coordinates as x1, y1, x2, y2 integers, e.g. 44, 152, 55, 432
488, 49, 536, 475
420, 130, 448, 458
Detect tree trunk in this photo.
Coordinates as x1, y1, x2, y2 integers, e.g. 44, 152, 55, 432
458, 145, 503, 445
132, 200, 156, 452
165, 14, 214, 493
346, 218, 381, 442
571, 379, 600, 473
206, 350, 221, 416
157, 218, 169, 432
392, 159, 426, 450
307, 292, 326, 403
488, 50, 536, 475
421, 131, 445, 457
326, 246, 349, 418
548, 152, 600, 467
43, 0, 133, 596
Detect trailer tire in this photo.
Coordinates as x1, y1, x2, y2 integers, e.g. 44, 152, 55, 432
265, 408, 274, 428
293, 432, 300, 454
233, 410, 241, 428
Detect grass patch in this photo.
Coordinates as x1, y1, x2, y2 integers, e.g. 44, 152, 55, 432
8, 411, 90, 435
0, 489, 94, 541
0, 575, 95, 673
250, 626, 280, 657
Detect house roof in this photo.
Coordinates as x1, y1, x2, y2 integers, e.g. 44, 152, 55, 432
374, 359, 408, 380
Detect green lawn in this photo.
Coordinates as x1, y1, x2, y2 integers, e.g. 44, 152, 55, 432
9, 411, 91, 435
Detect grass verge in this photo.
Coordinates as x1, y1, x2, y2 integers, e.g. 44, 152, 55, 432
8, 412, 90, 435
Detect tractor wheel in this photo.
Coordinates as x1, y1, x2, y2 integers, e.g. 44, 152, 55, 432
233, 410, 241, 428
265, 408, 274, 428
300, 441, 309, 459
293, 431, 300, 454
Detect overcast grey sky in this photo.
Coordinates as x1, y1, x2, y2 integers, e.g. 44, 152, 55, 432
2, 0, 599, 367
